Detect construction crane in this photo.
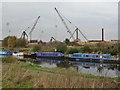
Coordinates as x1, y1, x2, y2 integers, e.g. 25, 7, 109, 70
55, 7, 88, 42
55, 8, 75, 41
20, 27, 30, 40
29, 16, 40, 40
77, 27, 88, 41
50, 36, 56, 42
70, 27, 88, 41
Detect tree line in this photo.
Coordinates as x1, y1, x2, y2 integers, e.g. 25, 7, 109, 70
2, 36, 120, 57
2, 36, 27, 50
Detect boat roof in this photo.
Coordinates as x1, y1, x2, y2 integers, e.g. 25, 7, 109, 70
39, 52, 63, 54
73, 53, 110, 55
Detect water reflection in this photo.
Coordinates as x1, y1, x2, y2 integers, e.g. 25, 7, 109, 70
97, 64, 103, 73
28, 58, 120, 77
33, 58, 64, 68
0, 55, 6, 58
1, 55, 120, 78
72, 62, 120, 77
57, 59, 73, 68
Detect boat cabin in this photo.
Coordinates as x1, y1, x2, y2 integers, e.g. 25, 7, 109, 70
71, 53, 111, 60
36, 52, 64, 57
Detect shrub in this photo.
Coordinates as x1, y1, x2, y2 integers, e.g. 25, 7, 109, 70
56, 43, 67, 53
66, 47, 79, 54
82, 45, 91, 53
2, 56, 16, 63
15, 38, 27, 48
31, 45, 41, 52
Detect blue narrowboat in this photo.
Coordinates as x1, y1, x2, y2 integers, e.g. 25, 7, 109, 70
36, 52, 64, 59
69, 53, 111, 60
0, 51, 12, 55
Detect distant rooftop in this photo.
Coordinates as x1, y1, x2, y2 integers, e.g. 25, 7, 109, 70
88, 40, 102, 42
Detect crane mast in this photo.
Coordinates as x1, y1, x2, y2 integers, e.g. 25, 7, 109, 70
69, 27, 88, 41
50, 36, 56, 42
21, 31, 28, 40
55, 8, 75, 41
29, 16, 40, 40
77, 28, 88, 41
21, 26, 29, 40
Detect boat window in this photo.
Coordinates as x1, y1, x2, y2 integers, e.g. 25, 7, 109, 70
79, 55, 82, 57
103, 56, 106, 58
14, 52, 18, 54
92, 55, 95, 58
86, 55, 89, 57
73, 54, 77, 56
96, 55, 99, 58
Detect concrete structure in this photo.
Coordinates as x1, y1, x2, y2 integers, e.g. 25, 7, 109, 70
102, 28, 104, 41
28, 40, 38, 46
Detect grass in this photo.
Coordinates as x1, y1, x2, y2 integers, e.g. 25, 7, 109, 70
2, 57, 120, 88
23, 63, 99, 78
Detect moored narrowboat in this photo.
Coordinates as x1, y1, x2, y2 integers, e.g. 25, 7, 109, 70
36, 52, 64, 59
0, 51, 12, 55
69, 53, 111, 60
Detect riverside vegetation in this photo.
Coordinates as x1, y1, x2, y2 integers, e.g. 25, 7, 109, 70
2, 56, 120, 88
2, 36, 120, 57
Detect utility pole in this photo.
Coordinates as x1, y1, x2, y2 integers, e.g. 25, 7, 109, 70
55, 24, 57, 40
41, 30, 44, 40
6, 22, 11, 36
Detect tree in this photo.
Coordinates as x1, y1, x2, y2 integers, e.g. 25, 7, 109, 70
7, 36, 16, 50
2, 36, 10, 47
3, 36, 28, 49
15, 38, 27, 47
64, 38, 70, 45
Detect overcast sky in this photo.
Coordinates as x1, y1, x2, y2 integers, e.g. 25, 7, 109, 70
1, 1, 118, 42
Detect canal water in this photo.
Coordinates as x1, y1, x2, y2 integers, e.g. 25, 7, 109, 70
2, 55, 120, 78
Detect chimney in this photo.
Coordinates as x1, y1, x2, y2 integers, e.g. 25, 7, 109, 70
102, 28, 104, 41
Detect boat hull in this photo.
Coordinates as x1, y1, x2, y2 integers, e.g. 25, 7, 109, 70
67, 57, 120, 64
36, 56, 65, 60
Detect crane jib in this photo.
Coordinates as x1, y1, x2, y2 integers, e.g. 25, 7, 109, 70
55, 8, 88, 41
55, 7, 75, 41
29, 16, 40, 40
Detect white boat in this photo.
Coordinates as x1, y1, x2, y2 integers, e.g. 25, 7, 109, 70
12, 52, 24, 56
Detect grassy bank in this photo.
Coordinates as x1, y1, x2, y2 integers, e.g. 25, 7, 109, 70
2, 57, 120, 88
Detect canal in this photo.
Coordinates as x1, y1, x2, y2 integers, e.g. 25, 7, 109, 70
2, 55, 120, 78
